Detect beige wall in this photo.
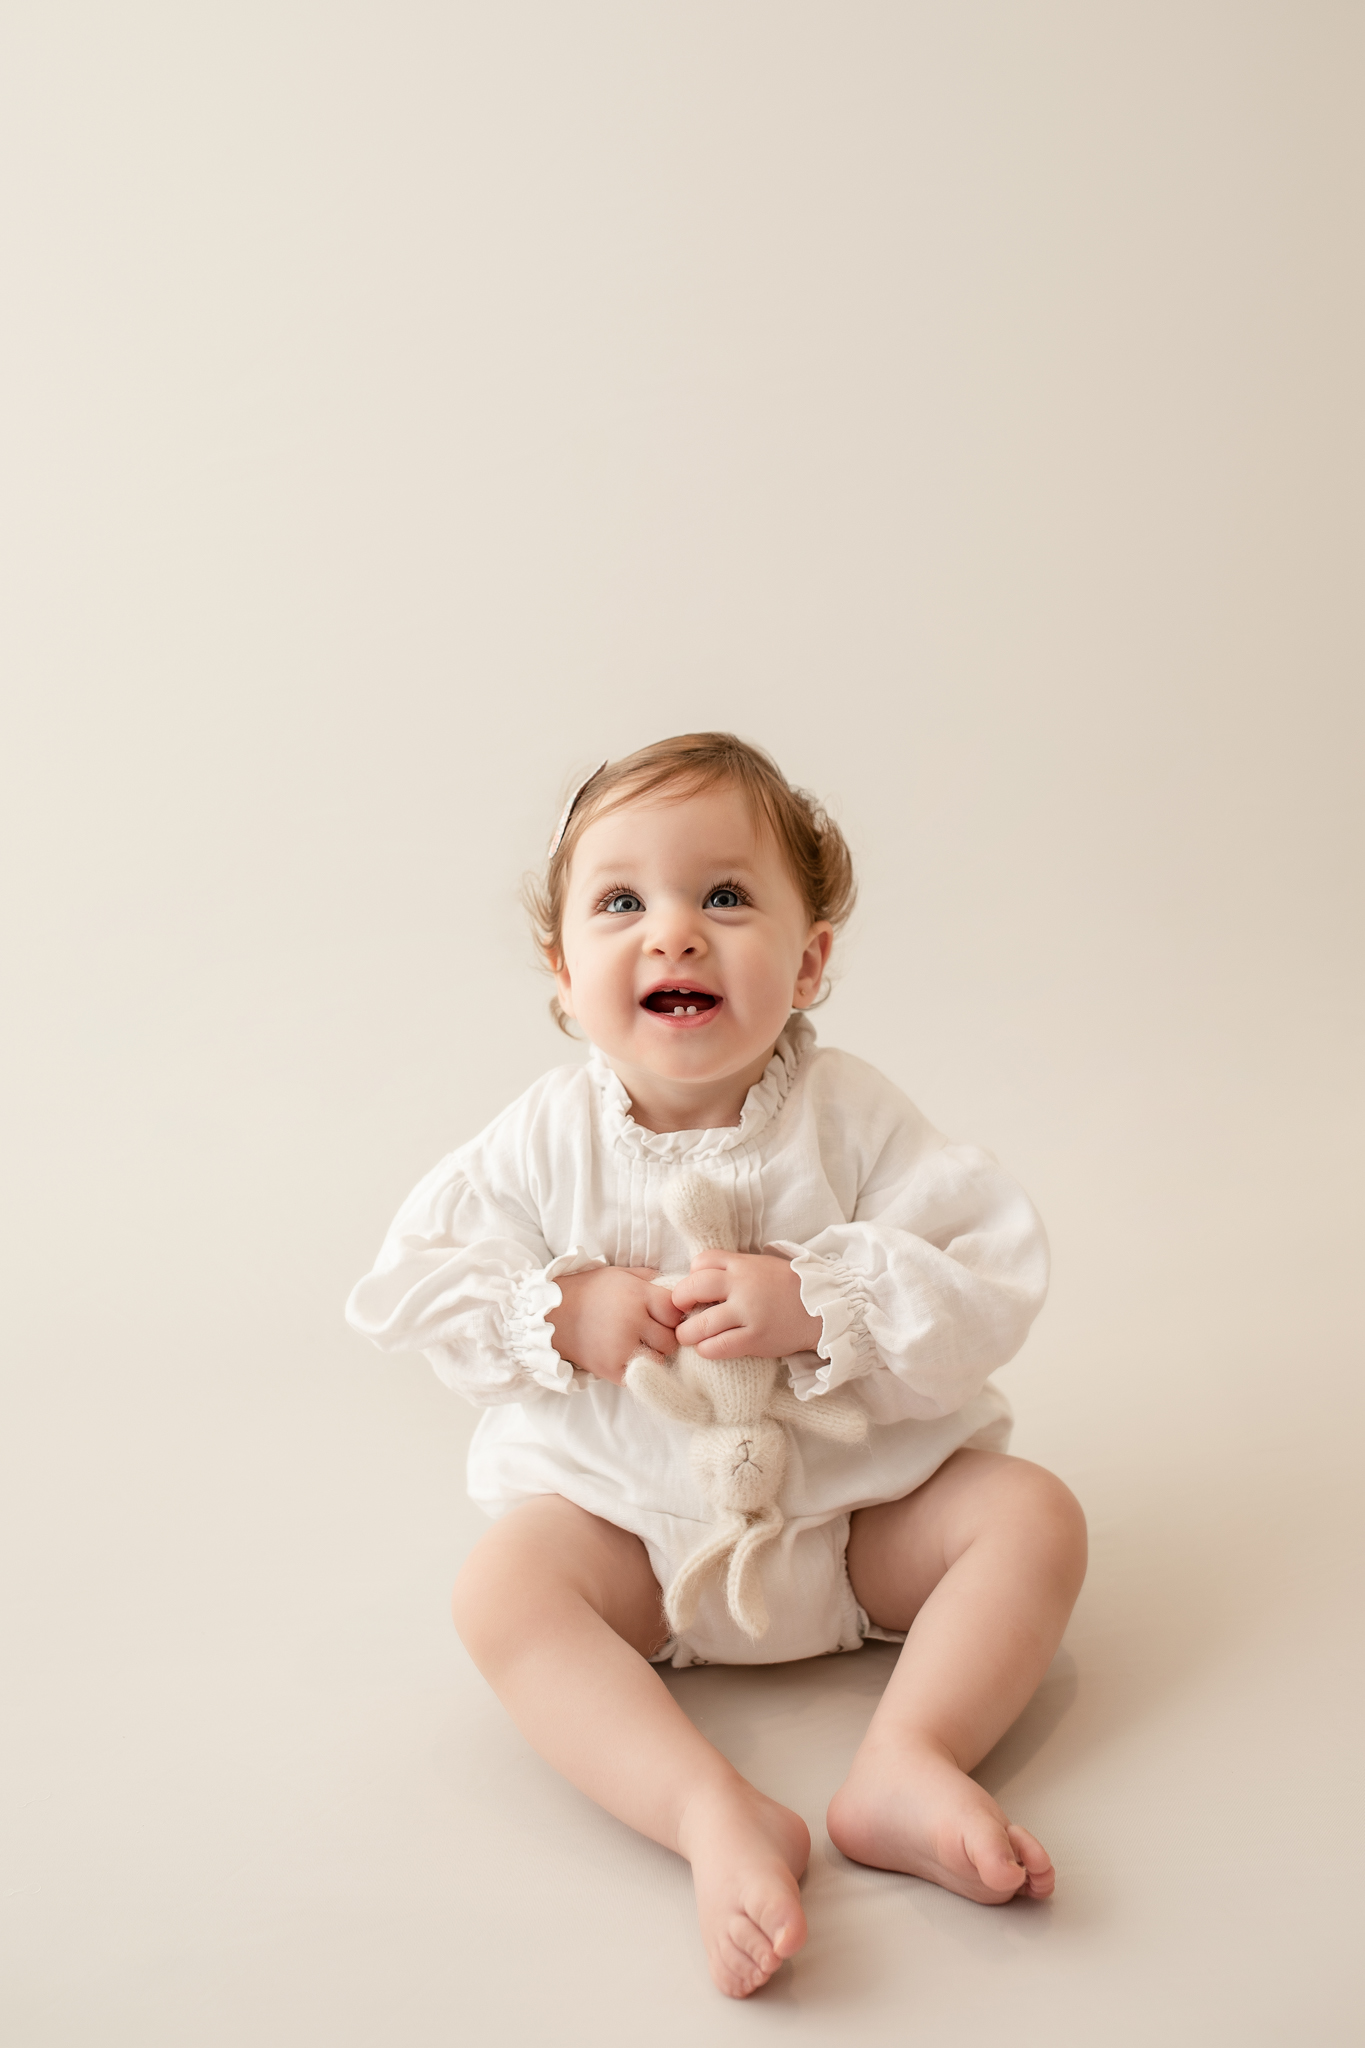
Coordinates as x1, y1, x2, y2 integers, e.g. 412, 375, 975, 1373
3, 6, 1360, 2041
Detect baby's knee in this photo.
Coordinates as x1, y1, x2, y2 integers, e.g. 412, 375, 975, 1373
451, 1525, 555, 1670
451, 1542, 511, 1664
957, 1454, 1086, 1584
451, 1502, 662, 1668
1004, 1461, 1087, 1586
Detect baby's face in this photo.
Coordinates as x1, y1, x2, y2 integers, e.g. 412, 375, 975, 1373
554, 783, 831, 1119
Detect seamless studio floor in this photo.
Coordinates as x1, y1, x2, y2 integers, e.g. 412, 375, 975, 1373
4, 953, 1361, 2047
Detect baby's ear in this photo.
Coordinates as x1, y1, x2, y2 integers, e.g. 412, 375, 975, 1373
793, 921, 834, 1006
548, 948, 574, 1013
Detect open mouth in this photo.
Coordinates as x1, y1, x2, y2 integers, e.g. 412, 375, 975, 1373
641, 986, 720, 1016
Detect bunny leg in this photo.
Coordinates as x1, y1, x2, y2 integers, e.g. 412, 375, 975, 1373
665, 1513, 747, 1635
725, 1505, 785, 1639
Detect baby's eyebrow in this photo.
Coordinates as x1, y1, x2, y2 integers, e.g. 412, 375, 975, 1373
577, 854, 761, 885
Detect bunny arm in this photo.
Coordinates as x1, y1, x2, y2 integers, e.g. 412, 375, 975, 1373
767, 1383, 868, 1444
624, 1351, 715, 1427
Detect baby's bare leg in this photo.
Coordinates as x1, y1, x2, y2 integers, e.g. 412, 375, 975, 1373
452, 1496, 809, 1997
829, 1450, 1086, 1903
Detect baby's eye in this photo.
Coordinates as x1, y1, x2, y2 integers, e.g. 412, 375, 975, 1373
705, 885, 746, 909
601, 891, 644, 914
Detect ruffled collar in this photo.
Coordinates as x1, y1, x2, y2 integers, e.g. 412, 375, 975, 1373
590, 1013, 814, 1163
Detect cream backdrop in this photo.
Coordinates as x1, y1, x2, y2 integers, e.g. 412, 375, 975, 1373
3, 5, 1361, 2043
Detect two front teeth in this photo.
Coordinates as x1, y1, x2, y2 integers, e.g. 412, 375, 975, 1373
646, 987, 717, 1015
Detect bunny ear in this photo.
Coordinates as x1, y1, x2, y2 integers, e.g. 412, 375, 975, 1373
664, 1174, 735, 1254
547, 759, 608, 858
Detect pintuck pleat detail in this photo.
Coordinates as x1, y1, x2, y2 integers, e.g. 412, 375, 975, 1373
598, 1021, 803, 1270
733, 1150, 763, 1253
609, 1146, 771, 1276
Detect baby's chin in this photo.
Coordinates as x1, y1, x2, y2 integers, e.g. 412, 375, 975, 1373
603, 1026, 784, 1099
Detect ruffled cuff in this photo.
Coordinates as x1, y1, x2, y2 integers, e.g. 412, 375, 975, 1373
506, 1250, 607, 1394
765, 1240, 880, 1400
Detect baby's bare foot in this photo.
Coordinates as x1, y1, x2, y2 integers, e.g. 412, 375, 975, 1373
676, 1780, 810, 1998
827, 1738, 1054, 1904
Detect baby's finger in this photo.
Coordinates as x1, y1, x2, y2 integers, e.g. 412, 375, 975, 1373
687, 1249, 731, 1273
670, 1272, 728, 1313
692, 1327, 761, 1361
642, 1312, 682, 1354
675, 1303, 742, 1347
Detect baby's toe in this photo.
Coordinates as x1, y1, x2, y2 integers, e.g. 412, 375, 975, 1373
713, 1922, 777, 1998
961, 1814, 1028, 1899
733, 1913, 780, 1971
1008, 1824, 1055, 1898
747, 1881, 806, 1961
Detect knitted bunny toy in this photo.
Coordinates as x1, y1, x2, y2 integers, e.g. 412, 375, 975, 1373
624, 1173, 868, 1641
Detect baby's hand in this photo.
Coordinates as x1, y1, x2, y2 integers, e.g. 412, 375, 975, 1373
671, 1252, 823, 1362
547, 1266, 684, 1384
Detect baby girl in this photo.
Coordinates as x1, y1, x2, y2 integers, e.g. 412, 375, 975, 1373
347, 732, 1086, 1999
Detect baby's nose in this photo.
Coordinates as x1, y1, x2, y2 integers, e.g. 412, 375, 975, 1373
644, 898, 708, 956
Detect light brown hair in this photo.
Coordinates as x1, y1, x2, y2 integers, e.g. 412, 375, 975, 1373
526, 732, 856, 1034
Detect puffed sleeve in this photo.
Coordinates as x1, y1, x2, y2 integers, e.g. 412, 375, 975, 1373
345, 1153, 604, 1406
768, 1117, 1049, 1418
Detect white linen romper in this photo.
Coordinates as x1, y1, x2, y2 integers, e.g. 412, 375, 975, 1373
346, 1016, 1050, 1667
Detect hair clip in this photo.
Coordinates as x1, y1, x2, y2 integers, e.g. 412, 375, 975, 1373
547, 759, 608, 859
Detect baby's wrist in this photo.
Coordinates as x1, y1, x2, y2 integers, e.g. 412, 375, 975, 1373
775, 1259, 822, 1342
785, 1308, 825, 1354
